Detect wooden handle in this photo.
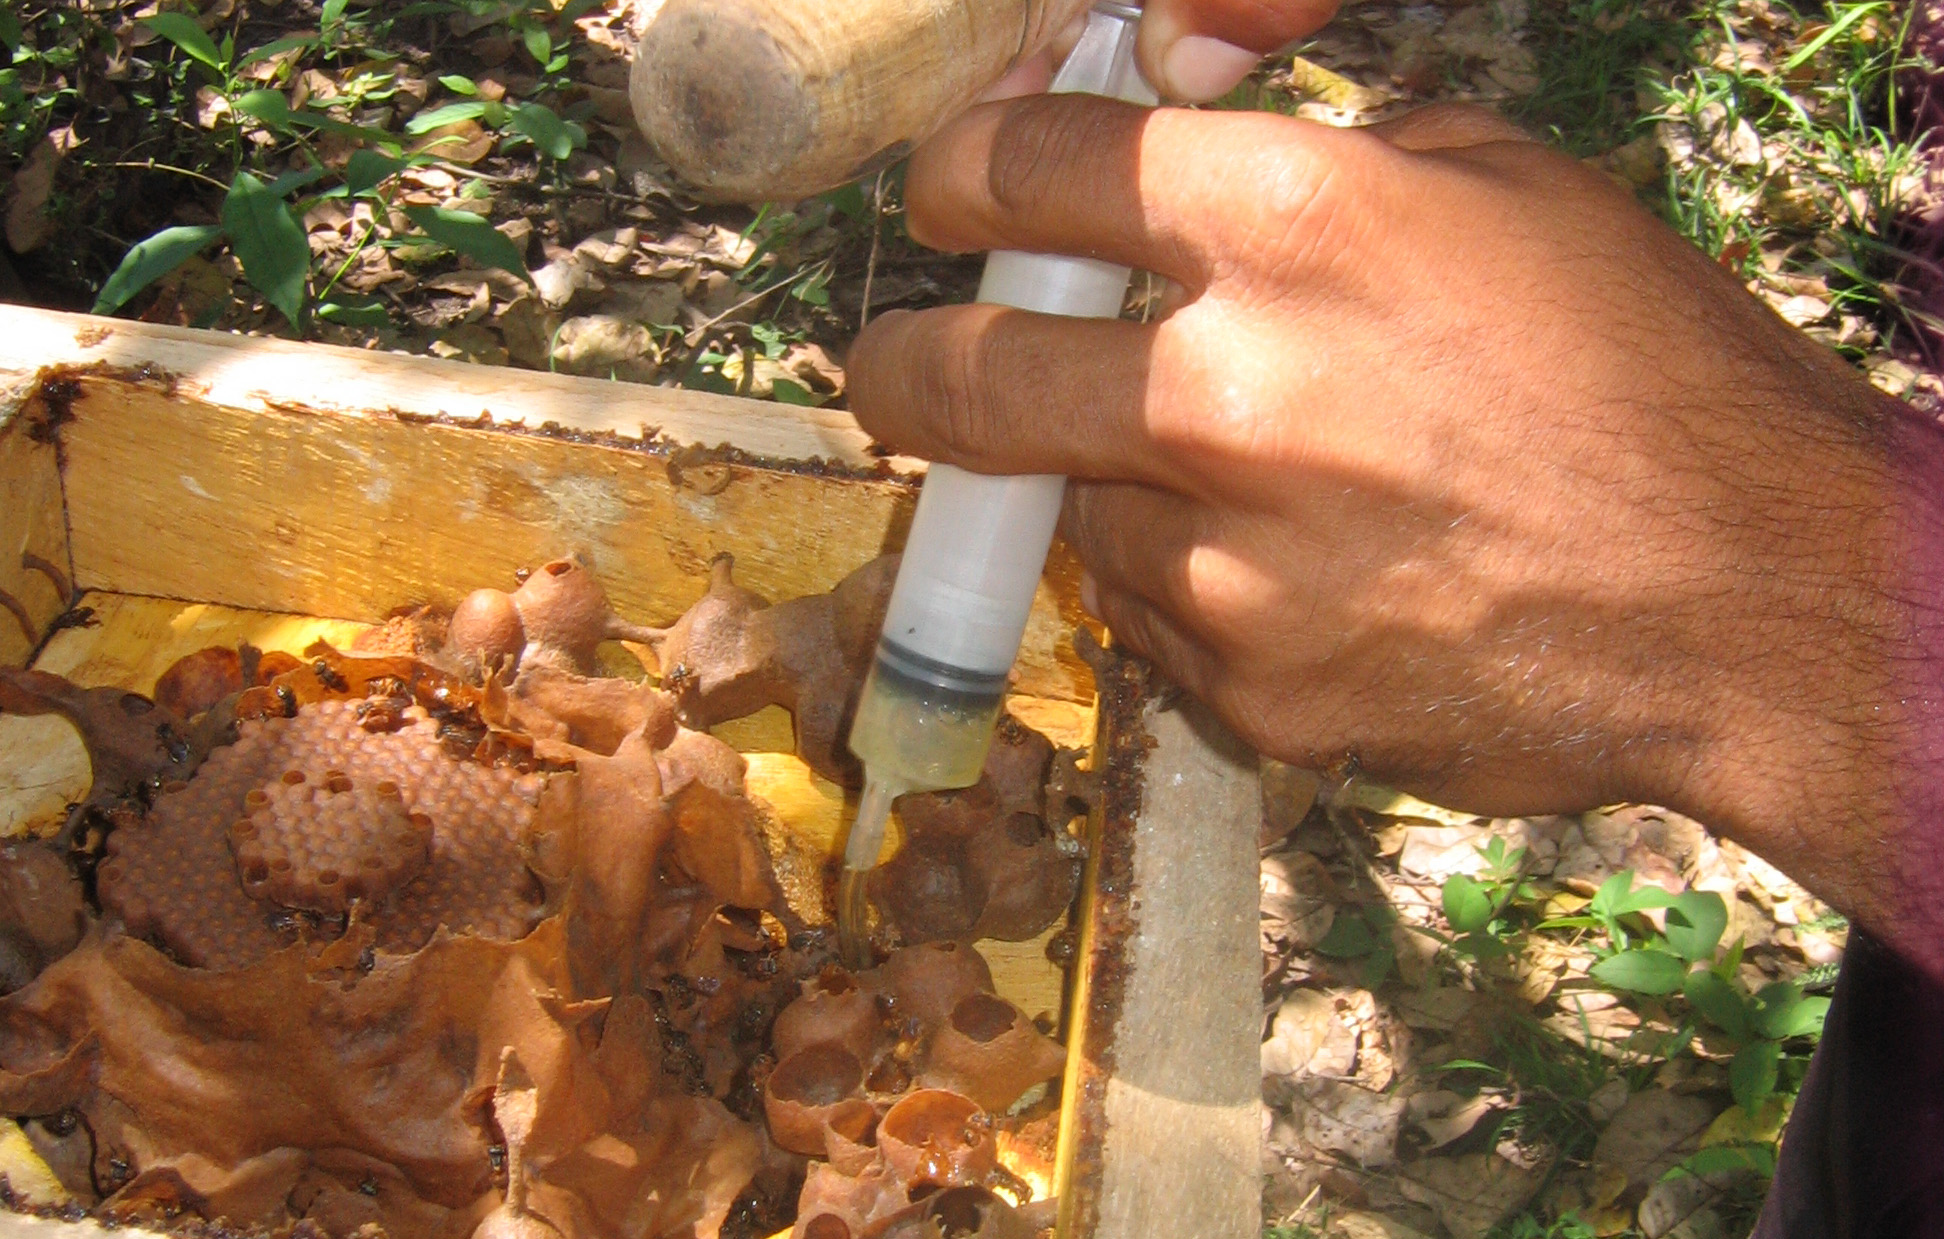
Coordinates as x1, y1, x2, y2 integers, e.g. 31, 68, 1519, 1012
629, 0, 1097, 203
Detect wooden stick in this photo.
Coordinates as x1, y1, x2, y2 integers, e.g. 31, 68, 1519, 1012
630, 0, 1095, 202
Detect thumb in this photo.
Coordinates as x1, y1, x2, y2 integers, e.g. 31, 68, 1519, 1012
1137, 0, 1342, 102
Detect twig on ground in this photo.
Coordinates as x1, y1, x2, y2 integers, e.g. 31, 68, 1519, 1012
106, 160, 231, 193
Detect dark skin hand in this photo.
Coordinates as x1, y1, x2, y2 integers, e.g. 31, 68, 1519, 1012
847, 70, 1944, 972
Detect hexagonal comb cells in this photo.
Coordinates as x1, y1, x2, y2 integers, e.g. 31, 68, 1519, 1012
230, 771, 430, 914
96, 700, 544, 970
0, 556, 1084, 1239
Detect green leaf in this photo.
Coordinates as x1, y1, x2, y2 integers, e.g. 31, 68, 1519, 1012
1590, 948, 1687, 996
1682, 967, 1750, 1041
1664, 890, 1728, 962
320, 0, 350, 28
266, 166, 329, 200
1455, 930, 1516, 959
1730, 1039, 1780, 1113
231, 89, 398, 148
1442, 874, 1494, 935
506, 102, 584, 160
819, 180, 869, 222
1674, 1144, 1776, 1178
223, 171, 311, 326
141, 13, 226, 72
318, 295, 392, 327
406, 101, 492, 133
92, 224, 223, 315
1588, 871, 1635, 919
770, 379, 826, 407
791, 268, 831, 306
235, 32, 319, 69
522, 25, 552, 67
232, 87, 295, 127
438, 74, 478, 95
1358, 943, 1395, 989
1752, 982, 1829, 1040
1589, 870, 1673, 919
344, 150, 407, 198
1780, 2, 1891, 72
1314, 913, 1379, 959
1776, 993, 1829, 1040
402, 206, 531, 282
1620, 885, 1673, 915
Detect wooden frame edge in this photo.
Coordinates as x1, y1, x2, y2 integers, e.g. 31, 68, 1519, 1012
0, 306, 925, 477
1056, 654, 1261, 1239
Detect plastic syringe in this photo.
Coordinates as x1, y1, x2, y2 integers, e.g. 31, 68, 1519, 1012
837, 1, 1157, 968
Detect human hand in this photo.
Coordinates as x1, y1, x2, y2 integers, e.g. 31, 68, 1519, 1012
988, 0, 1340, 104
846, 94, 1944, 955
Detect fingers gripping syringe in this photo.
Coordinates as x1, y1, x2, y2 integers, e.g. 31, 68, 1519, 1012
837, 1, 1157, 967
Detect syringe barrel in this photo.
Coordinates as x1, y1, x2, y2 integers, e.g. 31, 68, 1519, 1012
848, 3, 1154, 792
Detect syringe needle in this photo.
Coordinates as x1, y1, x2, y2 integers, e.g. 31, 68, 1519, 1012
836, 776, 900, 969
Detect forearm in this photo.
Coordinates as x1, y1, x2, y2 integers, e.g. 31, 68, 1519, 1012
1873, 403, 1944, 975
1673, 394, 1944, 979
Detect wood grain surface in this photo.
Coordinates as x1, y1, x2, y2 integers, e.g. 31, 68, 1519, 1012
0, 305, 919, 473
0, 379, 70, 671
0, 308, 1097, 704
631, 0, 1096, 201
1059, 685, 1263, 1239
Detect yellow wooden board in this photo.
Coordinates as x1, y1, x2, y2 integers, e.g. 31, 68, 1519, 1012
33, 593, 372, 691
0, 595, 372, 838
57, 376, 1094, 705
0, 378, 70, 671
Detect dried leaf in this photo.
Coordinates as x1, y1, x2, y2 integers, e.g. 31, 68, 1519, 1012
550, 315, 655, 376
1261, 989, 1336, 1078
4, 130, 70, 254
1407, 1089, 1498, 1150
1261, 850, 1338, 953
1592, 1089, 1716, 1196
1292, 1079, 1405, 1168
1397, 1152, 1550, 1239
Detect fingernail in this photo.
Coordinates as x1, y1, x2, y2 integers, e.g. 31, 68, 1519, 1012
1161, 35, 1260, 103
1079, 572, 1101, 618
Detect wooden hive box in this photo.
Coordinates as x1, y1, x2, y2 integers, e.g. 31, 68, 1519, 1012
0, 304, 1259, 1239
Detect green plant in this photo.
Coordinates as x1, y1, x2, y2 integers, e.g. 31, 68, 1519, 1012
1511, 0, 1686, 156
1492, 1212, 1601, 1239
1682, 960, 1827, 1113
90, 8, 539, 330
1643, 0, 1921, 341
1313, 902, 1398, 988
1442, 837, 1539, 959
406, 80, 587, 163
